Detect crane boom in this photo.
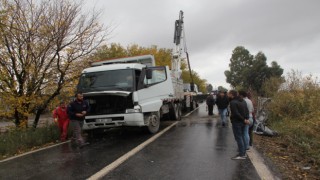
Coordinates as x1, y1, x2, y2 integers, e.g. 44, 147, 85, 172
172, 10, 195, 91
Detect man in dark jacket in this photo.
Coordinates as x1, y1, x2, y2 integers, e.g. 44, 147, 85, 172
228, 90, 249, 160
206, 93, 215, 115
215, 91, 229, 126
68, 92, 90, 147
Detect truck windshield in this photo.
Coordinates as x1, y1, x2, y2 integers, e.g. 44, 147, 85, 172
78, 69, 135, 92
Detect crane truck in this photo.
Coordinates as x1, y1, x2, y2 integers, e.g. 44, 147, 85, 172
76, 11, 194, 134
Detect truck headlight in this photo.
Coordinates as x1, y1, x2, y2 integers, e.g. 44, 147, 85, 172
126, 105, 142, 113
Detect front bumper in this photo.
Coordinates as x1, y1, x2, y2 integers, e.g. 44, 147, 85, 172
82, 113, 145, 130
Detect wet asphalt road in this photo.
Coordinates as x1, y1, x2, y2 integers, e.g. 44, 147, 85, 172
103, 105, 260, 180
0, 104, 260, 180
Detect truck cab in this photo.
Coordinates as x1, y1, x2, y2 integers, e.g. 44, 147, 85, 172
77, 55, 183, 134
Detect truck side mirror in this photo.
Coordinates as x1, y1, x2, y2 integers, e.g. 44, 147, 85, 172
146, 69, 153, 79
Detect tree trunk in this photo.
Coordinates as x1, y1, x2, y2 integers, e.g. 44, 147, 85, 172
33, 108, 44, 128
14, 109, 20, 127
14, 108, 29, 128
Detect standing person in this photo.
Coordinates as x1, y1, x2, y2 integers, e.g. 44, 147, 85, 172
52, 101, 70, 142
239, 90, 254, 151
68, 92, 90, 147
215, 90, 229, 126
228, 90, 250, 160
247, 92, 256, 147
206, 93, 215, 115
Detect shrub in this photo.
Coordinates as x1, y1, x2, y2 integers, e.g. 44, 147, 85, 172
0, 124, 60, 159
266, 70, 320, 165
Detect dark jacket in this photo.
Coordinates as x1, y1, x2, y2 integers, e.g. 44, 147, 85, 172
206, 95, 215, 106
215, 95, 229, 109
230, 97, 249, 123
68, 100, 90, 121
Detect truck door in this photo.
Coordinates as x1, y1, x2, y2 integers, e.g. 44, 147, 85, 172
137, 66, 174, 113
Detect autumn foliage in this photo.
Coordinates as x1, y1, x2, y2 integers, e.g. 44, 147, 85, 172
0, 0, 107, 128
266, 70, 320, 167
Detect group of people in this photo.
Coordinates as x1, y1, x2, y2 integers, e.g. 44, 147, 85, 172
52, 92, 90, 148
206, 89, 255, 160
206, 91, 229, 127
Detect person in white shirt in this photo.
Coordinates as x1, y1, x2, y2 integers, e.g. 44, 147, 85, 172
239, 90, 254, 151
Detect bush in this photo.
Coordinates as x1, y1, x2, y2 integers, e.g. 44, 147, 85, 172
266, 70, 320, 165
0, 124, 60, 159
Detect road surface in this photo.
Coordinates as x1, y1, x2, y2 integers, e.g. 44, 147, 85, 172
0, 104, 263, 180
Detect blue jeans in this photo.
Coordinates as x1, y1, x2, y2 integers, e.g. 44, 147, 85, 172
244, 124, 250, 149
218, 108, 227, 125
232, 122, 246, 156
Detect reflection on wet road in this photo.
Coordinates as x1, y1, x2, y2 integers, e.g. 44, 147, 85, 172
103, 104, 260, 180
0, 104, 260, 180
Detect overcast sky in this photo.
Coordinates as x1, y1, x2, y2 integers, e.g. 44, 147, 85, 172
83, 0, 320, 89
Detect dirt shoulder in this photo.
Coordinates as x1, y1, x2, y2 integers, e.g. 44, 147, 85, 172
254, 134, 319, 180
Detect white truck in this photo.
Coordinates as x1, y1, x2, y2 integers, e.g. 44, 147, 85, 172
77, 55, 183, 134
182, 83, 200, 111
77, 10, 190, 134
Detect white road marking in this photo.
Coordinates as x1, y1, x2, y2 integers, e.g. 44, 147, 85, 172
2, 104, 277, 180
247, 146, 280, 180
182, 104, 203, 118
87, 121, 179, 180
0, 141, 69, 163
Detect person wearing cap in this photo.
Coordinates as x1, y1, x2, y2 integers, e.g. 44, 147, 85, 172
52, 101, 70, 141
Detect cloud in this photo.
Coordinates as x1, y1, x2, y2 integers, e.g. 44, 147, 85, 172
83, 0, 320, 89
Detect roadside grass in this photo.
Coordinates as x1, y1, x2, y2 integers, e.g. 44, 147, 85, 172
266, 72, 320, 171
270, 117, 320, 165
0, 124, 61, 160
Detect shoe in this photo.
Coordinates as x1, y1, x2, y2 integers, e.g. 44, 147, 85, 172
231, 155, 246, 160
222, 123, 226, 127
246, 148, 251, 152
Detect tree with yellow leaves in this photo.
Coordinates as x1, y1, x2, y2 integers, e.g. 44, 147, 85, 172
0, 0, 108, 128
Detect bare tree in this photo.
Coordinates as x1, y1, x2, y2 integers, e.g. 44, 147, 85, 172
0, 0, 108, 128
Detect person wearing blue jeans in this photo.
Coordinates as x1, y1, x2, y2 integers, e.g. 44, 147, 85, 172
228, 90, 250, 160
216, 91, 229, 126
232, 121, 246, 157
243, 123, 250, 150
239, 90, 254, 151
218, 108, 228, 126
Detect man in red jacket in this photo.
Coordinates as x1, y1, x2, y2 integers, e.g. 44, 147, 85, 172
53, 101, 70, 141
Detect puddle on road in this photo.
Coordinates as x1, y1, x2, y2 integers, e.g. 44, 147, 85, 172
177, 115, 219, 127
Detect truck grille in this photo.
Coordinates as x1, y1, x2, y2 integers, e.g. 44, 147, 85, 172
85, 94, 133, 115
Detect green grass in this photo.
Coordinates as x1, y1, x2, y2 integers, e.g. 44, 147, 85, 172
269, 117, 320, 166
0, 124, 60, 159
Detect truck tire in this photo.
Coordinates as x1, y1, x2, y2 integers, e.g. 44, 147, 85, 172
146, 112, 160, 134
190, 100, 196, 110
169, 103, 181, 120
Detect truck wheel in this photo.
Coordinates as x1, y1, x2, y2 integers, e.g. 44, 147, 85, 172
170, 103, 181, 120
147, 112, 160, 134
190, 100, 194, 110
193, 101, 197, 109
